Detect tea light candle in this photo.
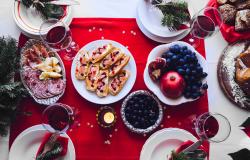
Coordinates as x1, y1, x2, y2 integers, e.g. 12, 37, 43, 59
97, 106, 117, 128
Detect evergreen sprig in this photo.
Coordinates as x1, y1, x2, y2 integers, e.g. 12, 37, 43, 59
20, 0, 64, 19
0, 37, 28, 136
36, 142, 63, 160
154, 1, 190, 30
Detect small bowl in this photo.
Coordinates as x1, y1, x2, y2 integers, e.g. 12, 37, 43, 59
143, 41, 208, 106
121, 90, 163, 134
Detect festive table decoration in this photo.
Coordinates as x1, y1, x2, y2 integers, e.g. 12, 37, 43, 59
0, 36, 27, 136
20, 0, 65, 19
11, 18, 209, 160
152, 0, 191, 30
96, 106, 117, 128
240, 117, 250, 137
229, 148, 250, 160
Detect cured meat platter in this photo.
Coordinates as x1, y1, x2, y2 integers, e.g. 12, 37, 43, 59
20, 39, 66, 105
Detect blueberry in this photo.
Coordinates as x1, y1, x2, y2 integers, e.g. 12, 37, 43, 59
182, 46, 188, 50
191, 93, 199, 99
166, 58, 171, 64
202, 83, 208, 89
172, 55, 178, 61
187, 49, 192, 55
177, 68, 185, 74
186, 86, 191, 91
196, 82, 202, 87
170, 45, 180, 53
179, 59, 185, 64
190, 76, 196, 82
191, 70, 197, 75
196, 66, 203, 73
189, 64, 195, 69
201, 72, 208, 78
184, 92, 191, 98
166, 51, 174, 58
186, 68, 191, 75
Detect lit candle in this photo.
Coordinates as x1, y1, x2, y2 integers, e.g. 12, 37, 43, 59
97, 106, 116, 128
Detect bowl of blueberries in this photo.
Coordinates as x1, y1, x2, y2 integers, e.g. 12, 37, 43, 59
144, 41, 208, 106
121, 90, 163, 134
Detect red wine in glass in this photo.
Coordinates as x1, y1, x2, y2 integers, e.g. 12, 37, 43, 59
199, 116, 219, 139
42, 103, 74, 133
46, 26, 72, 51
191, 15, 215, 39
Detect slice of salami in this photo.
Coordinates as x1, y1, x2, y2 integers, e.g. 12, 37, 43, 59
48, 79, 65, 95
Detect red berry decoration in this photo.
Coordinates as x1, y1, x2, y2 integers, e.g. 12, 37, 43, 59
160, 71, 186, 99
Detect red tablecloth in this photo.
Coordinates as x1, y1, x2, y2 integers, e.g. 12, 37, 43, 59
10, 18, 209, 160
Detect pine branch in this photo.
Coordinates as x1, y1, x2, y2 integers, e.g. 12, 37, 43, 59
154, 1, 190, 30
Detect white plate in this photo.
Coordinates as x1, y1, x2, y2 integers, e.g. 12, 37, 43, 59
140, 128, 197, 160
9, 125, 75, 160
13, 1, 73, 37
137, 0, 194, 38
143, 41, 207, 106
136, 6, 190, 43
71, 40, 137, 105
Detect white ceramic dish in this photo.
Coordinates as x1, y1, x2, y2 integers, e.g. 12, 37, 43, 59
137, 0, 194, 38
13, 1, 72, 37
140, 128, 197, 160
71, 40, 137, 105
143, 41, 207, 106
9, 125, 75, 160
136, 6, 190, 43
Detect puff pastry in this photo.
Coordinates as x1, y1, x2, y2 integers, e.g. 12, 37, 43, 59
75, 51, 89, 80
91, 44, 113, 63
96, 70, 109, 97
109, 70, 130, 95
100, 48, 124, 69
86, 63, 100, 91
109, 55, 130, 77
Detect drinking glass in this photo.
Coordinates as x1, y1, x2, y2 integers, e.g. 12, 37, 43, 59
194, 112, 231, 143
187, 7, 222, 48
42, 103, 75, 134
39, 19, 79, 61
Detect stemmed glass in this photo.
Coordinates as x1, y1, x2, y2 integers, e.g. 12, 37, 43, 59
39, 19, 79, 61
42, 103, 75, 134
182, 112, 231, 153
187, 7, 223, 48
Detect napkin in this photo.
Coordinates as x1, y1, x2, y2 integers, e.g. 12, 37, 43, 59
35, 133, 68, 160
207, 0, 250, 43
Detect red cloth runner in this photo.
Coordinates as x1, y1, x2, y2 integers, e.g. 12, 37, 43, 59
207, 0, 250, 43
36, 133, 68, 159
10, 18, 209, 160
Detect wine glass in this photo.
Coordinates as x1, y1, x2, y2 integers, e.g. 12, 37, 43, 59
39, 19, 79, 61
187, 7, 222, 48
42, 103, 75, 134
194, 112, 231, 143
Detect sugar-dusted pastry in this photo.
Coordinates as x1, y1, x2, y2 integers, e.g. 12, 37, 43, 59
109, 55, 130, 77
91, 44, 114, 63
109, 70, 130, 95
86, 63, 100, 91
75, 50, 89, 80
235, 9, 250, 32
219, 4, 237, 25
96, 70, 109, 97
100, 48, 124, 69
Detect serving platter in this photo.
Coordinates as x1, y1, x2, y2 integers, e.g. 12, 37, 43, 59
217, 40, 250, 110
71, 39, 137, 105
20, 39, 66, 105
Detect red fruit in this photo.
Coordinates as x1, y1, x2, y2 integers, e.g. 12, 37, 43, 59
160, 71, 186, 99
148, 57, 166, 81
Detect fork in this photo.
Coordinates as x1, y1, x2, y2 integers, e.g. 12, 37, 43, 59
39, 133, 59, 159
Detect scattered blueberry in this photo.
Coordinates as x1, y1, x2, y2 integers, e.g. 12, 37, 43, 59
202, 83, 208, 90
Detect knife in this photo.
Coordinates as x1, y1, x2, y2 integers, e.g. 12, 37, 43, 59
49, 0, 80, 6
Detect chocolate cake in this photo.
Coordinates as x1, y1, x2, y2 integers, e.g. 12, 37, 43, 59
219, 4, 237, 24
235, 9, 250, 32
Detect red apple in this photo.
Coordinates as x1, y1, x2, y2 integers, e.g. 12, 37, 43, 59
160, 71, 186, 99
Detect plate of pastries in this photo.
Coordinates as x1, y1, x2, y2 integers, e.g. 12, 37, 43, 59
20, 39, 66, 105
71, 40, 137, 104
218, 40, 250, 110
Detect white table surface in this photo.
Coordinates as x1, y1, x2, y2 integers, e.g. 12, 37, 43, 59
1, 0, 250, 160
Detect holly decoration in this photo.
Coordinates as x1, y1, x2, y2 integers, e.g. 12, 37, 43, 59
229, 149, 250, 160
0, 36, 28, 136
240, 117, 250, 137
20, 0, 64, 19
152, 0, 190, 30
36, 142, 63, 160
